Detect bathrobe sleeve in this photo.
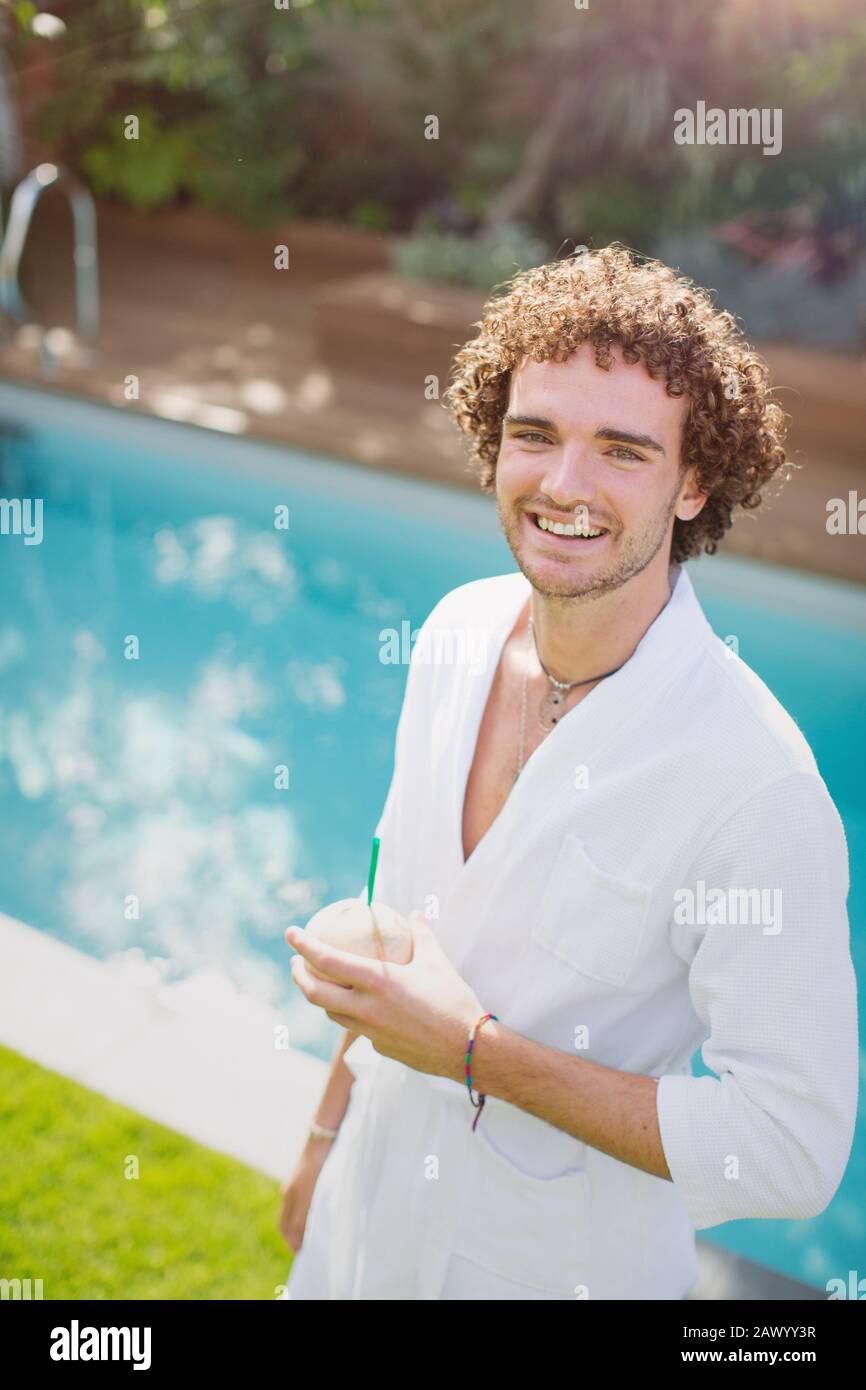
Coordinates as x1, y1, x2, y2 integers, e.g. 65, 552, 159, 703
656, 769, 859, 1230
364, 757, 402, 910
354, 601, 436, 913
355, 702, 406, 912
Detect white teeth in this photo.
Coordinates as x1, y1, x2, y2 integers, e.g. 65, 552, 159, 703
535, 515, 604, 538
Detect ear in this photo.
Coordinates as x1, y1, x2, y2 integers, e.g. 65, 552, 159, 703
675, 465, 708, 522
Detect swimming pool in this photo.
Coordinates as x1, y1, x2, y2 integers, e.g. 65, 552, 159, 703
0, 380, 863, 1290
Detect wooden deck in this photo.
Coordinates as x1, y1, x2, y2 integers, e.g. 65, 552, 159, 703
0, 198, 863, 587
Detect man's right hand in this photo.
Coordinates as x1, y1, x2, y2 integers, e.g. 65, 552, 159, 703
278, 1031, 357, 1253
278, 1141, 333, 1253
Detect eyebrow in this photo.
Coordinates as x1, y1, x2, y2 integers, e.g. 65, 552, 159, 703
502, 414, 666, 456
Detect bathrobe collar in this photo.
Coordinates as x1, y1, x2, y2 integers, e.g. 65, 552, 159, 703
448, 562, 713, 894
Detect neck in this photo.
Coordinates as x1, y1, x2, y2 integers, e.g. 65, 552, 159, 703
528, 559, 679, 685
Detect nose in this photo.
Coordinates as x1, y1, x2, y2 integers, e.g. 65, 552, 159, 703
541, 444, 599, 512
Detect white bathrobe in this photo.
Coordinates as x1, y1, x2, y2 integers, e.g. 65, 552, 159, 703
281, 563, 858, 1300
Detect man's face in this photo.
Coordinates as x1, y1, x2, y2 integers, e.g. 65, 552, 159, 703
495, 342, 706, 599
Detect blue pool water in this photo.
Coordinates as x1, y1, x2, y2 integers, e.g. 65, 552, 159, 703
0, 381, 863, 1290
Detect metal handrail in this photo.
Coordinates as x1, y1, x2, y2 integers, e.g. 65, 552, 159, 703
0, 162, 100, 361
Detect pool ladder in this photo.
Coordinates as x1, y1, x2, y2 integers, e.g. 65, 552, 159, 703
0, 162, 100, 369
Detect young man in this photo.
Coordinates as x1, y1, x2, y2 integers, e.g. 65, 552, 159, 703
278, 245, 858, 1300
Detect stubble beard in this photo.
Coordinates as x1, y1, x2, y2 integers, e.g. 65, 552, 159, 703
499, 482, 682, 602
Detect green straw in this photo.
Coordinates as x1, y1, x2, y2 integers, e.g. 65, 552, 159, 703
366, 835, 380, 906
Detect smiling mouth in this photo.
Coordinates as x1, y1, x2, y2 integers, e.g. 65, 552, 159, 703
527, 511, 610, 541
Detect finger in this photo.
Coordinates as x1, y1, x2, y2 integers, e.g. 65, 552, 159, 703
292, 956, 366, 1020
325, 1010, 360, 1030
289, 955, 319, 999
291, 953, 350, 997
286, 926, 382, 989
290, 955, 338, 1002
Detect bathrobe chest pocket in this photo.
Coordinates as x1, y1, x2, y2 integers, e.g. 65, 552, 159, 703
530, 833, 651, 987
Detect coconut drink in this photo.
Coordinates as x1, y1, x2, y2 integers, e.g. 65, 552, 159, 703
302, 896, 413, 982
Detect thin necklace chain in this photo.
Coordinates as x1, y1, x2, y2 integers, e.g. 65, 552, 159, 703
514, 611, 628, 782
515, 619, 533, 784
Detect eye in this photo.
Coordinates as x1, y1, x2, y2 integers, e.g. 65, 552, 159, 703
606, 446, 643, 461
515, 431, 551, 445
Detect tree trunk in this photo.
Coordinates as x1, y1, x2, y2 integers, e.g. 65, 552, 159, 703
479, 22, 587, 235
0, 19, 23, 189
480, 81, 581, 233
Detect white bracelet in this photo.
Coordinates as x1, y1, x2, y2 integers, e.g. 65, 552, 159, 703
309, 1122, 339, 1141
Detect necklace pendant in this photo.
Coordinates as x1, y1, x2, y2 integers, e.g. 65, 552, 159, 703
538, 685, 565, 732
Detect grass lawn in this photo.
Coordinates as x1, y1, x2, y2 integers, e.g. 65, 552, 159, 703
0, 1044, 294, 1299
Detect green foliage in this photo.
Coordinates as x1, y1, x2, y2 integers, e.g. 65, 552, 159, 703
80, 109, 196, 209
4, 0, 865, 258
391, 218, 548, 292
77, 103, 303, 225
561, 181, 667, 256
350, 200, 392, 232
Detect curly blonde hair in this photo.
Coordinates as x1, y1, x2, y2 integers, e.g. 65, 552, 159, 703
442, 244, 789, 563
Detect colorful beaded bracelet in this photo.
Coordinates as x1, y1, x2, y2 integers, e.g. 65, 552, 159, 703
465, 1011, 498, 1132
